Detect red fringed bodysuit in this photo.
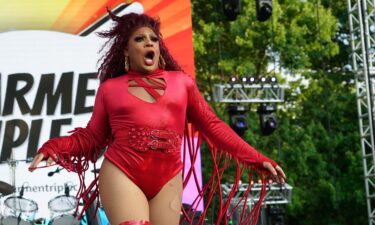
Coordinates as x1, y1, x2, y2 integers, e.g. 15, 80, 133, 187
37, 69, 277, 225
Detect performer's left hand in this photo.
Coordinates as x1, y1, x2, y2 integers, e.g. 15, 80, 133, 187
263, 162, 286, 184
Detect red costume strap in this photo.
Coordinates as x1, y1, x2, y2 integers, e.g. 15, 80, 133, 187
128, 77, 166, 100
119, 220, 150, 225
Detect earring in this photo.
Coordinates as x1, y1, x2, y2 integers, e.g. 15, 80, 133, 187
159, 55, 166, 70
124, 56, 130, 72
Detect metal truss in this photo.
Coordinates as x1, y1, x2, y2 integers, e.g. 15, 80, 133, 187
348, 0, 375, 224
221, 183, 292, 224
221, 183, 293, 205
212, 84, 285, 103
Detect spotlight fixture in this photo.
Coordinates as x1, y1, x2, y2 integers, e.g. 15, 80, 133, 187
257, 103, 277, 135
259, 76, 267, 84
230, 76, 238, 83
269, 76, 277, 84
268, 76, 278, 88
227, 105, 249, 136
256, 0, 273, 22
259, 77, 267, 84
241, 76, 247, 83
223, 0, 241, 21
248, 76, 256, 84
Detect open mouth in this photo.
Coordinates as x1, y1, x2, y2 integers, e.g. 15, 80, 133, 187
144, 51, 155, 66
145, 51, 155, 60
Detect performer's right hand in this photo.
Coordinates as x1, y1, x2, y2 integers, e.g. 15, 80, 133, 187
28, 152, 58, 172
262, 162, 286, 184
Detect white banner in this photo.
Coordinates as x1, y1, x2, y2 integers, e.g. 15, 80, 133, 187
0, 3, 143, 221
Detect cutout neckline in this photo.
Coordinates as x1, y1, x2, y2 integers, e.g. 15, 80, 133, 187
127, 75, 167, 104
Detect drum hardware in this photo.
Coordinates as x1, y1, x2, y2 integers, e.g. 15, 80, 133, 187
84, 193, 102, 225
33, 217, 45, 225
48, 182, 79, 225
4, 151, 33, 193
0, 181, 15, 196
6, 158, 33, 187
48, 214, 80, 225
0, 149, 38, 225
1, 216, 33, 225
3, 195, 38, 225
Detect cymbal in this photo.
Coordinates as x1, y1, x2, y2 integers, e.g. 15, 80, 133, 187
0, 181, 15, 196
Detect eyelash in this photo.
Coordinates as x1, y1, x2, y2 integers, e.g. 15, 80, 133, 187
134, 37, 143, 42
134, 36, 159, 42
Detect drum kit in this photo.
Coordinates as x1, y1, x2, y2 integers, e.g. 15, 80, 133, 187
0, 146, 107, 225
0, 181, 80, 225
0, 158, 79, 225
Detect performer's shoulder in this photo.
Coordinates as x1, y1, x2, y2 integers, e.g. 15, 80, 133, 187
166, 70, 195, 86
99, 75, 124, 90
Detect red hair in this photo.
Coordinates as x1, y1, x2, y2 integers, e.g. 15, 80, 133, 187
97, 10, 183, 83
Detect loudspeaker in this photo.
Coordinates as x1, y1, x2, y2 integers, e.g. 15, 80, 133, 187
256, 0, 273, 21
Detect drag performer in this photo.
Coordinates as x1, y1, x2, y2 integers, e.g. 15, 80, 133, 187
29, 11, 285, 225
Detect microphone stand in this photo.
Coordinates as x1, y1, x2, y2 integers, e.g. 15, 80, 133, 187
8, 149, 17, 191
8, 149, 18, 219
48, 167, 64, 177
6, 150, 31, 221
17, 212, 21, 225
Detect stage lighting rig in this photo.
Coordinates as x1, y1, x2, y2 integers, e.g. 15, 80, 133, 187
257, 103, 277, 135
227, 104, 249, 136
213, 78, 285, 103
213, 75, 284, 135
222, 182, 292, 225
256, 0, 272, 22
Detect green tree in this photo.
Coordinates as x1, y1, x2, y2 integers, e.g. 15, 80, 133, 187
191, 0, 366, 224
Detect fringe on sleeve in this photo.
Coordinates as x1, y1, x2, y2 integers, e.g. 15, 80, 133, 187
180, 122, 271, 225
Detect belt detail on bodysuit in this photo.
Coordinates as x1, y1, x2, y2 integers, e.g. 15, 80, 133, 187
127, 127, 181, 153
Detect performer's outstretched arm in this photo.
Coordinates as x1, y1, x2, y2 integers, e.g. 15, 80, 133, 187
29, 84, 110, 171
185, 76, 285, 182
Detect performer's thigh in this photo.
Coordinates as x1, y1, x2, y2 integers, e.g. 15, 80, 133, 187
99, 159, 149, 225
149, 173, 183, 225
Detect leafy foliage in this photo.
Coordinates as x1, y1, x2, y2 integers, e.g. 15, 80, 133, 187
191, 0, 366, 224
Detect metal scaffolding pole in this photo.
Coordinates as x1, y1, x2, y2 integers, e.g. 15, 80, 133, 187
348, 0, 375, 224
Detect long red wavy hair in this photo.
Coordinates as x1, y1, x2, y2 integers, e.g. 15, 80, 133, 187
97, 10, 183, 83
